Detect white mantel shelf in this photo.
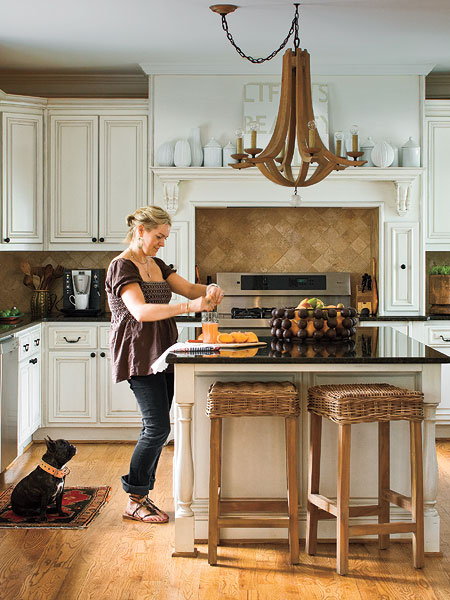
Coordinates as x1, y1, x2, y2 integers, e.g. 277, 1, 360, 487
151, 167, 423, 216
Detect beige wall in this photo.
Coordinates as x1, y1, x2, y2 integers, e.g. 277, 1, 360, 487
195, 207, 379, 304
0, 251, 117, 315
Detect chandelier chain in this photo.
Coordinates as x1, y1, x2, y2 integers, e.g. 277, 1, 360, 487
220, 3, 300, 64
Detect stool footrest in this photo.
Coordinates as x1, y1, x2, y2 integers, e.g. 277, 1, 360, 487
220, 500, 288, 513
309, 494, 380, 519
349, 522, 416, 537
382, 489, 412, 512
218, 517, 290, 528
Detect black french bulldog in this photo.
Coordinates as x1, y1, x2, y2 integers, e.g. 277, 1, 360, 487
11, 437, 77, 521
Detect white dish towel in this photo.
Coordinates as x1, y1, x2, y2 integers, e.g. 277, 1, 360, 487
151, 342, 216, 373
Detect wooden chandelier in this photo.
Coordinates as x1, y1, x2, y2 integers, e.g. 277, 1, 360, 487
210, 4, 366, 188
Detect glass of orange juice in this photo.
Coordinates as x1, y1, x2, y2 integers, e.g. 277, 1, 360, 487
202, 309, 219, 343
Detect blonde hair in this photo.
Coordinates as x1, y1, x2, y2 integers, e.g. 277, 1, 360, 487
124, 205, 172, 243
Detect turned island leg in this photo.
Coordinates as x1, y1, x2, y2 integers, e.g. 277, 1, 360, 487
172, 365, 197, 557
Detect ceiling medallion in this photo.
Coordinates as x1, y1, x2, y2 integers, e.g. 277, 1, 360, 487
210, 3, 366, 188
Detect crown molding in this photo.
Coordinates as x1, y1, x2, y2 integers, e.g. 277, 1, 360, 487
0, 72, 148, 98
140, 62, 435, 76
426, 73, 450, 99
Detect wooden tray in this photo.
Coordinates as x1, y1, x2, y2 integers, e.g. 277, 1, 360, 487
187, 341, 266, 348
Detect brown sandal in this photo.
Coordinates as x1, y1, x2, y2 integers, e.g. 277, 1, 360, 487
123, 495, 169, 523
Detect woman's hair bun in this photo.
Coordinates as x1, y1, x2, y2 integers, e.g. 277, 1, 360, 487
126, 214, 135, 228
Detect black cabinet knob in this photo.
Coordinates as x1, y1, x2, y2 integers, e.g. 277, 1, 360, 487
29, 357, 38, 365
100, 352, 106, 357
400, 264, 406, 270
92, 237, 97, 243
90, 352, 96, 358
99, 237, 105, 243
3, 237, 10, 243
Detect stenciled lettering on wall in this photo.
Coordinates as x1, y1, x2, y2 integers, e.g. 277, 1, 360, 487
243, 82, 329, 161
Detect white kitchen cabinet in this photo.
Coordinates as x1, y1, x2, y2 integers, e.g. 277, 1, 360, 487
17, 325, 42, 450
409, 320, 450, 433
384, 222, 420, 313
1, 112, 44, 248
425, 101, 450, 247
46, 324, 140, 426
48, 108, 147, 249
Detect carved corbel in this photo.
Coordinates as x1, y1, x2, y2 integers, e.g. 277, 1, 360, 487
394, 180, 411, 216
163, 181, 180, 215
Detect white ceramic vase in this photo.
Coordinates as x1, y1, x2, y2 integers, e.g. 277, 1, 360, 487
174, 140, 192, 167
360, 136, 375, 166
371, 141, 394, 168
155, 142, 174, 167
401, 137, 420, 167
223, 141, 237, 166
188, 127, 203, 167
203, 138, 222, 168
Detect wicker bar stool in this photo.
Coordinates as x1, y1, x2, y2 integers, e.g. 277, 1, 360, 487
206, 381, 300, 565
305, 383, 425, 575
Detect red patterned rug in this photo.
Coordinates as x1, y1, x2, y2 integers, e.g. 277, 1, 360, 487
0, 486, 111, 529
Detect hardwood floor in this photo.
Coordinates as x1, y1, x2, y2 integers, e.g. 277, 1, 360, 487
1, 441, 450, 600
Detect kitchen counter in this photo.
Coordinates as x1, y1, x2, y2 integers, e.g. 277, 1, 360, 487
169, 326, 445, 557
167, 329, 450, 365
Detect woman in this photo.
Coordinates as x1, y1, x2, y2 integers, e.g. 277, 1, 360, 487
106, 206, 224, 523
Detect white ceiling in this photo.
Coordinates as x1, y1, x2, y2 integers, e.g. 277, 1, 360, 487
1, 0, 450, 75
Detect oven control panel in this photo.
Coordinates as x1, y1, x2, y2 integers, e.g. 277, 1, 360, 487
217, 272, 351, 295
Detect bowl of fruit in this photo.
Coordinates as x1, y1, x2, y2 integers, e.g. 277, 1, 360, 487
0, 306, 24, 323
269, 297, 358, 342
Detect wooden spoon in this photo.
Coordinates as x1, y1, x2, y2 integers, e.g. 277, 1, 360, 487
41, 264, 54, 290
23, 274, 35, 290
20, 261, 32, 276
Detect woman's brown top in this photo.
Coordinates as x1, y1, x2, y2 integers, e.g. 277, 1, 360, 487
105, 257, 178, 383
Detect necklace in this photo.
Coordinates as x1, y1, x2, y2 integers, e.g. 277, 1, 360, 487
129, 248, 152, 280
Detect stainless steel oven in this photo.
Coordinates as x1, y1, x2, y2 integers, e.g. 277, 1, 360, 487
216, 272, 351, 334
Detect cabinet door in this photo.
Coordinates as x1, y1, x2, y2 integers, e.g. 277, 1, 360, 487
1, 113, 43, 245
49, 115, 98, 243
30, 354, 41, 433
18, 360, 31, 446
48, 351, 97, 423
158, 221, 189, 304
98, 116, 147, 244
98, 351, 141, 422
427, 119, 450, 243
384, 222, 420, 312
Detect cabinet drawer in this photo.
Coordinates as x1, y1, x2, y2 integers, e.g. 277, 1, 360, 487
48, 326, 97, 349
17, 325, 42, 359
427, 326, 450, 347
99, 325, 110, 349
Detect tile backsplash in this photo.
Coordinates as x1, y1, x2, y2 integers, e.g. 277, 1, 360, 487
0, 251, 117, 314
196, 207, 379, 305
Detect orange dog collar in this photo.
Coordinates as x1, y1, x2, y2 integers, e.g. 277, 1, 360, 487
38, 460, 70, 478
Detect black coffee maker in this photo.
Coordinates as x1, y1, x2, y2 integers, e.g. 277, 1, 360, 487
61, 269, 105, 316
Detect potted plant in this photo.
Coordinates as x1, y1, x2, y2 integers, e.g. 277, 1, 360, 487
429, 265, 450, 314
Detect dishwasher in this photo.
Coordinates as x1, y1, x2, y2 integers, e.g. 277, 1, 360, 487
0, 335, 19, 472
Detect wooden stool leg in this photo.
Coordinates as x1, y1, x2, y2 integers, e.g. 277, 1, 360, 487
410, 420, 425, 569
337, 423, 351, 576
285, 416, 300, 565
208, 417, 222, 565
378, 421, 390, 550
306, 412, 322, 555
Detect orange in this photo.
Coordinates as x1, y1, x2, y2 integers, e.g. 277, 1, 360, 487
244, 331, 259, 342
231, 331, 248, 343
217, 332, 234, 344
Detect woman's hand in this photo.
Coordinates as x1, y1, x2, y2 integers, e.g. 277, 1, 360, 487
189, 295, 216, 313
206, 283, 225, 305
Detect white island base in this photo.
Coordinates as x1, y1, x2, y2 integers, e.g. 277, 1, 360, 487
172, 360, 442, 557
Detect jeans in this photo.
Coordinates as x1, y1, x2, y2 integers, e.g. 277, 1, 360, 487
121, 372, 174, 496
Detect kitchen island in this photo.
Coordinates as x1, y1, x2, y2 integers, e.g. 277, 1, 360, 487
167, 327, 450, 557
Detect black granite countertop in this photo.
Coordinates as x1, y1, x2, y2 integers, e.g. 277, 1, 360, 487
166, 329, 450, 365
